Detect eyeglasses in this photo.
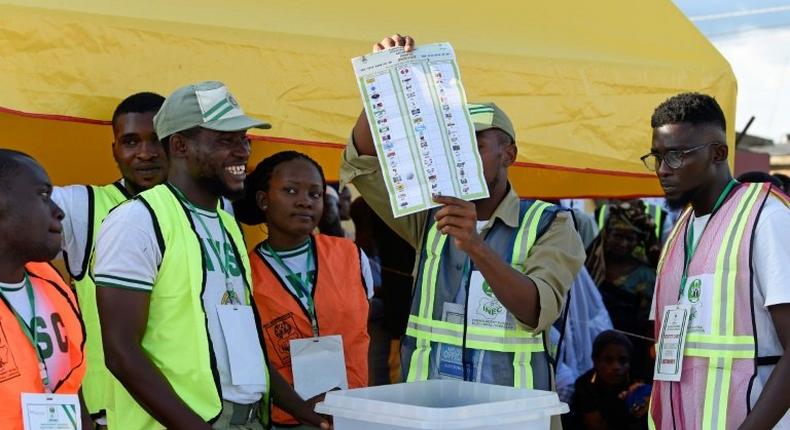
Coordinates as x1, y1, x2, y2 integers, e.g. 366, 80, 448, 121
640, 142, 719, 172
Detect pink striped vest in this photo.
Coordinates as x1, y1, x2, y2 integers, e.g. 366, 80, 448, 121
649, 182, 784, 430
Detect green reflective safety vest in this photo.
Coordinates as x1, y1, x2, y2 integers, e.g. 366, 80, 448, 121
402, 199, 560, 389
597, 202, 665, 240
67, 182, 130, 415
107, 184, 270, 430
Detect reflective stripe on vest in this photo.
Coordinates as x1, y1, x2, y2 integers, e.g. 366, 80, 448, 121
74, 182, 128, 414
406, 201, 550, 388
109, 184, 270, 430
697, 183, 761, 430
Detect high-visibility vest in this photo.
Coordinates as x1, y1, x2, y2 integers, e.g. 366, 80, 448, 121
597, 202, 665, 240
106, 184, 270, 430
402, 199, 559, 389
649, 183, 789, 430
67, 182, 129, 415
250, 234, 369, 426
0, 262, 86, 430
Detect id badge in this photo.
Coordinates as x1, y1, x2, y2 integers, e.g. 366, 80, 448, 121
678, 274, 714, 334
466, 271, 514, 330
216, 305, 268, 386
653, 304, 691, 382
290, 335, 348, 400
21, 393, 81, 430
437, 302, 470, 380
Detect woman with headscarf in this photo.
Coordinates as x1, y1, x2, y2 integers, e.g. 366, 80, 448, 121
585, 200, 660, 381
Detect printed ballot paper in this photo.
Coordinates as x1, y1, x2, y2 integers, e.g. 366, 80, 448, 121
352, 43, 489, 218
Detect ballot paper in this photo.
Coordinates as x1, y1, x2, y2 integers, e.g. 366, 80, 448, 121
352, 42, 489, 218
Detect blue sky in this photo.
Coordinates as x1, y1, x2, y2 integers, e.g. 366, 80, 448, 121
673, 1, 790, 141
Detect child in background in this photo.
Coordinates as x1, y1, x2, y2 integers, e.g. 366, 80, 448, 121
570, 330, 650, 430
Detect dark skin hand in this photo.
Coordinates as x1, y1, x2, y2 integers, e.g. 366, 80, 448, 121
432, 195, 540, 327
269, 368, 331, 429
98, 287, 212, 430
738, 303, 790, 430
78, 391, 92, 430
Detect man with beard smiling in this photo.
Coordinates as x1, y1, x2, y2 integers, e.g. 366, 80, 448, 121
644, 93, 789, 430
93, 81, 328, 430
51, 92, 167, 424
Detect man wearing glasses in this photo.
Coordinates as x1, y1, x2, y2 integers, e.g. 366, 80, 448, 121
644, 93, 789, 430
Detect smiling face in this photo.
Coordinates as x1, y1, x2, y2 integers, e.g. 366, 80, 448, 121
0, 156, 64, 263
256, 158, 324, 245
651, 122, 728, 210
112, 111, 168, 195
184, 128, 251, 200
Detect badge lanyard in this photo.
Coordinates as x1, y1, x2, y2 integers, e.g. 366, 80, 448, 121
678, 179, 738, 299
0, 274, 51, 389
265, 240, 319, 337
170, 184, 242, 306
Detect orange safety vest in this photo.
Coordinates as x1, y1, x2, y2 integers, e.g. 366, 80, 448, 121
250, 234, 369, 426
0, 262, 86, 430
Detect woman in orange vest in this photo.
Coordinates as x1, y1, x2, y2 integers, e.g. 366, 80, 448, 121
0, 150, 88, 430
234, 151, 371, 429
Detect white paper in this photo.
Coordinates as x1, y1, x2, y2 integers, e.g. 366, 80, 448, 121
21, 393, 81, 430
216, 305, 268, 386
290, 335, 347, 400
654, 304, 692, 382
352, 42, 489, 218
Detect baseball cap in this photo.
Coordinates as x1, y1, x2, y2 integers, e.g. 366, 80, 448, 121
154, 81, 271, 139
468, 102, 516, 144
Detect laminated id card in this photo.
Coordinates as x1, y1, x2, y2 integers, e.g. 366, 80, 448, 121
21, 393, 80, 430
654, 304, 691, 382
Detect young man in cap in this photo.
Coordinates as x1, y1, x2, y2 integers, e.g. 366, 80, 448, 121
342, 35, 585, 429
94, 81, 328, 430
645, 93, 789, 429
0, 149, 90, 430
52, 92, 167, 424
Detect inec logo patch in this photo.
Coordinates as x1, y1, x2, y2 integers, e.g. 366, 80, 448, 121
476, 281, 503, 319
687, 279, 702, 304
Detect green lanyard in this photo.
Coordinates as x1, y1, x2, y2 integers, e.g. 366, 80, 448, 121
1, 274, 50, 388
264, 240, 318, 337
679, 179, 738, 299
170, 184, 242, 305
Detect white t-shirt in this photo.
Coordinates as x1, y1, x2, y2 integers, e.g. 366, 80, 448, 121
93, 199, 264, 405
650, 196, 790, 427
256, 239, 374, 313
52, 184, 93, 277
52, 182, 233, 278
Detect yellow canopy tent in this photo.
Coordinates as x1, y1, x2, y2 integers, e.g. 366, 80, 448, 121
0, 0, 735, 201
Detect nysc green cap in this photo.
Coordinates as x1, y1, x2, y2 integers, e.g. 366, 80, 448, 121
468, 102, 516, 144
154, 80, 271, 139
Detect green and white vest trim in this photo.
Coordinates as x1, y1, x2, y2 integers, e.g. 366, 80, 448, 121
69, 182, 129, 415
108, 184, 271, 430
402, 199, 560, 389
